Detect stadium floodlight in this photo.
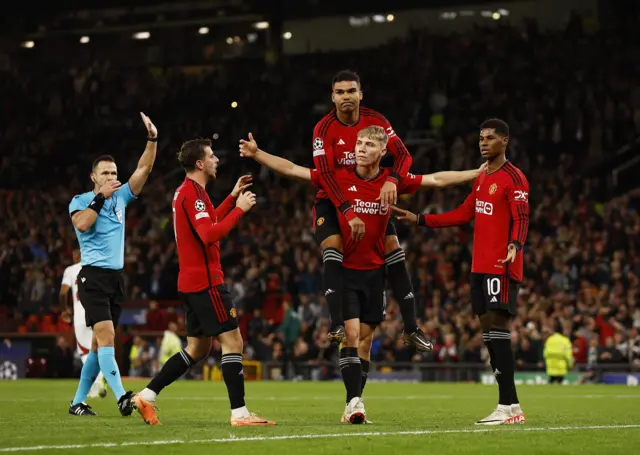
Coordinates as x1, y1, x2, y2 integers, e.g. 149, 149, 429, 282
247, 33, 258, 43
21, 41, 35, 48
492, 12, 501, 20
282, 31, 292, 40
498, 9, 510, 16
198, 27, 209, 35
481, 10, 493, 17
386, 14, 395, 22
231, 101, 238, 108
253, 21, 269, 30
133, 31, 150, 40
226, 37, 233, 44
80, 36, 90, 44
372, 15, 385, 23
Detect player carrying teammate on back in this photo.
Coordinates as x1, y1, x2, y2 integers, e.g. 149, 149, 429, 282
133, 138, 275, 427
392, 119, 529, 425
239, 126, 481, 423
312, 70, 430, 351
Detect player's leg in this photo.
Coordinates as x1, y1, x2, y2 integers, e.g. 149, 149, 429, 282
357, 323, 375, 398
341, 314, 365, 424
383, 231, 431, 352
210, 285, 274, 426
476, 275, 523, 425
314, 199, 346, 342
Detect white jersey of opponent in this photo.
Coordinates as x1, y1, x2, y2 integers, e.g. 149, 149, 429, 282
62, 263, 92, 355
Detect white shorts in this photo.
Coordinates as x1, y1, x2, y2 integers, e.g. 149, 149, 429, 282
74, 319, 93, 356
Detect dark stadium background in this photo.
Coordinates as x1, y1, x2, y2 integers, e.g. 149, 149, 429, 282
0, 0, 639, 387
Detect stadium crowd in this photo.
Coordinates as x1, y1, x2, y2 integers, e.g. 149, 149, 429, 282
1, 18, 640, 374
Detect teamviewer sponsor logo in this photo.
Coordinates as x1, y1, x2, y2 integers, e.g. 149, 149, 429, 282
475, 200, 494, 215
354, 199, 388, 215
337, 151, 355, 166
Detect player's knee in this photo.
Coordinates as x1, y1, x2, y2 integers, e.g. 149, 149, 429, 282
490, 311, 511, 330
320, 235, 343, 252
344, 324, 359, 347
186, 337, 211, 361
219, 328, 244, 354
384, 235, 401, 254
478, 314, 493, 333
358, 338, 372, 359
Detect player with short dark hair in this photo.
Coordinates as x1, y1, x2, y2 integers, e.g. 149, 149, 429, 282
392, 118, 530, 425
312, 70, 430, 352
133, 137, 275, 427
239, 127, 481, 423
67, 113, 158, 417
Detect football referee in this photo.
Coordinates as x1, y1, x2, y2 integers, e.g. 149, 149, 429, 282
68, 113, 159, 417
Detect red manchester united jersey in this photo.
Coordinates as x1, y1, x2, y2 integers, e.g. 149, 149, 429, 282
423, 161, 529, 281
311, 168, 421, 270
172, 178, 244, 292
312, 108, 412, 218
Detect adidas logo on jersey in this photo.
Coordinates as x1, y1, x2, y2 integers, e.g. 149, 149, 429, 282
404, 292, 414, 299
325, 289, 335, 296
348, 186, 357, 192
338, 139, 346, 145
81, 277, 86, 283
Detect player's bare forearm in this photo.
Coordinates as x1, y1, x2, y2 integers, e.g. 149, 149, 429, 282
254, 150, 311, 181
59, 286, 70, 309
422, 169, 480, 188
71, 209, 98, 232
128, 140, 158, 196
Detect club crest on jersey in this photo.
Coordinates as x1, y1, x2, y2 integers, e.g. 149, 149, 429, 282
316, 217, 325, 226
489, 183, 498, 195
354, 199, 388, 215
194, 200, 206, 212
230, 308, 237, 318
313, 137, 324, 150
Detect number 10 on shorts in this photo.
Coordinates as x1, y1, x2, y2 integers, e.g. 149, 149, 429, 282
486, 276, 501, 304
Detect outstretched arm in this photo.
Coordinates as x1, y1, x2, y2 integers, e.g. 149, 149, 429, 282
239, 133, 312, 182
128, 112, 159, 196
420, 166, 484, 188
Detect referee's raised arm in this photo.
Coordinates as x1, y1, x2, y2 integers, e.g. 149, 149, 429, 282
128, 112, 158, 196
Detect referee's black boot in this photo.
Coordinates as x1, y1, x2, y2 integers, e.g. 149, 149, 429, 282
403, 328, 433, 352
328, 325, 346, 344
117, 391, 136, 417
69, 401, 98, 416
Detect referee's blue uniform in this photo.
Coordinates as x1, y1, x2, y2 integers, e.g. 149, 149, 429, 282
69, 183, 137, 327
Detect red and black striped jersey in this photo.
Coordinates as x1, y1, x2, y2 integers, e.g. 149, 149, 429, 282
172, 178, 244, 292
311, 107, 412, 220
422, 161, 529, 281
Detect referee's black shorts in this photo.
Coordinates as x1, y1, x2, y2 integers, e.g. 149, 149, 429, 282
180, 284, 239, 337
76, 266, 125, 328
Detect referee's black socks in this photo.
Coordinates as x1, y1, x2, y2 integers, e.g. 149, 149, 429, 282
489, 329, 516, 406
385, 248, 418, 333
323, 248, 345, 329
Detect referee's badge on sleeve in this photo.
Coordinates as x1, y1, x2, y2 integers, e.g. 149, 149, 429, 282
116, 209, 123, 224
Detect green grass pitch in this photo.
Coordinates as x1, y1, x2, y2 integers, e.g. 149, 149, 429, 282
0, 380, 639, 454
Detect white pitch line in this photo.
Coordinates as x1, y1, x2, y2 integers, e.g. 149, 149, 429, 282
1, 424, 639, 452
1, 394, 639, 403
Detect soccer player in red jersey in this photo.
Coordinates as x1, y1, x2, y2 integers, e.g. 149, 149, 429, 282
312, 70, 429, 351
393, 119, 530, 425
239, 126, 481, 423
133, 138, 275, 427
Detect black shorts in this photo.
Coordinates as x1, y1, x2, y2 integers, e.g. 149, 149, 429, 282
76, 266, 125, 328
180, 284, 238, 337
549, 376, 565, 384
342, 267, 387, 326
470, 273, 519, 316
312, 198, 396, 246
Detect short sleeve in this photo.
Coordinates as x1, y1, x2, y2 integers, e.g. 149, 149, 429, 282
69, 195, 88, 215
61, 267, 73, 287
120, 183, 137, 207
398, 173, 422, 195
